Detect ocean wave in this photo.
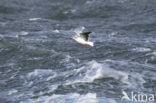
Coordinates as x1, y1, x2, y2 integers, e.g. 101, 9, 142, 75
132, 47, 151, 52
8, 89, 18, 96
20, 92, 118, 103
28, 18, 41, 21
1, 0, 156, 102
0, 31, 28, 38
20, 93, 98, 103
69, 60, 145, 89
27, 69, 55, 79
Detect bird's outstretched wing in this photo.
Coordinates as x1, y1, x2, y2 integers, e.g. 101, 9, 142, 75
80, 32, 91, 41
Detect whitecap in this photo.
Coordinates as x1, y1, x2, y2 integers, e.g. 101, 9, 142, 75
0, 34, 4, 38
27, 57, 43, 61
48, 85, 58, 93
71, 9, 76, 13
63, 10, 69, 14
22, 69, 57, 89
8, 89, 18, 95
46, 75, 56, 81
2, 31, 28, 38
73, 61, 129, 84
19, 31, 28, 36
132, 47, 151, 52
152, 51, 156, 56
70, 60, 145, 89
85, 0, 96, 4
59, 54, 79, 68
53, 29, 60, 33
27, 69, 54, 79
63, 9, 77, 14
29, 18, 41, 21
118, 0, 127, 3
20, 93, 98, 103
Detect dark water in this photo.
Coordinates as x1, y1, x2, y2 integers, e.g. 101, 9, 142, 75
0, 0, 156, 103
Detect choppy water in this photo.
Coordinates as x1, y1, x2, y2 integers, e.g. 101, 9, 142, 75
0, 0, 156, 103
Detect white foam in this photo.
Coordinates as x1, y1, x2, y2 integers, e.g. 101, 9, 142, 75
98, 97, 117, 103
132, 47, 151, 52
29, 18, 41, 21
23, 69, 58, 90
53, 29, 60, 33
71, 60, 145, 88
71, 9, 76, 13
86, 0, 92, 4
48, 85, 58, 94
19, 31, 28, 36
2, 31, 28, 38
27, 69, 55, 79
46, 75, 56, 81
27, 57, 43, 60
118, 0, 127, 3
8, 89, 18, 95
109, 32, 118, 36
74, 61, 128, 83
0, 34, 4, 38
20, 93, 98, 103
152, 51, 156, 56
63, 10, 69, 14
86, 0, 96, 4
59, 54, 79, 68
63, 9, 77, 14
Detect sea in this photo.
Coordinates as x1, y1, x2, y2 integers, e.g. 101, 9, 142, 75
0, 0, 156, 103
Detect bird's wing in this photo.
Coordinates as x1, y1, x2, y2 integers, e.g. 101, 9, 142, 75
80, 32, 91, 41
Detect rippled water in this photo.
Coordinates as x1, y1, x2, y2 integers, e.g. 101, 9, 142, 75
0, 0, 156, 103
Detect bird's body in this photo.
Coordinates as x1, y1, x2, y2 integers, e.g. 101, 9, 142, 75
72, 32, 94, 47
72, 36, 94, 46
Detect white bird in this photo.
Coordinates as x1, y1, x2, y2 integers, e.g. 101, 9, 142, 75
72, 32, 94, 48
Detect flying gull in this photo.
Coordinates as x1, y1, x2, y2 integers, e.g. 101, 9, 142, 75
72, 32, 94, 48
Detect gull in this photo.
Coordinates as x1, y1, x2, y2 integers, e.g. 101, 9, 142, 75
72, 32, 94, 48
